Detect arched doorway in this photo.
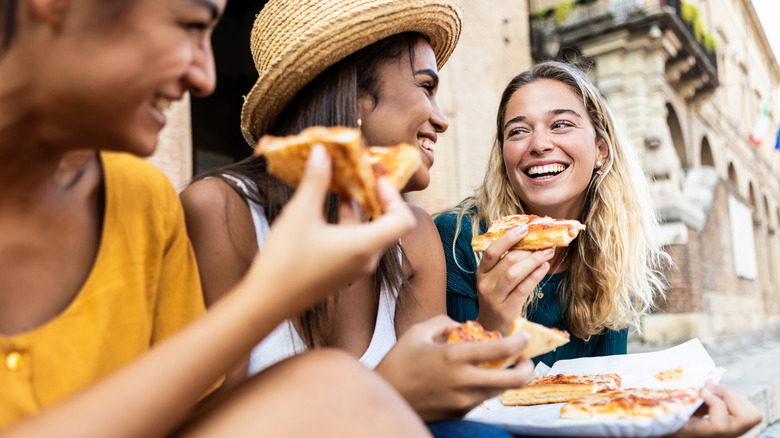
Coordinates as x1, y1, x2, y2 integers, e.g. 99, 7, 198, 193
666, 103, 687, 169
700, 137, 715, 168
727, 162, 738, 189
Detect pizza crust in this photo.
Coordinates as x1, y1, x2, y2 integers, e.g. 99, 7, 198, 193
501, 373, 622, 406
471, 214, 586, 252
365, 144, 421, 191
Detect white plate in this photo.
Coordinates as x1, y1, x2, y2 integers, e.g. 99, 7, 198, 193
465, 339, 724, 437
466, 395, 702, 437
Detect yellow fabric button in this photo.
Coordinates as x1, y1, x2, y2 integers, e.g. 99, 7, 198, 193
6, 351, 23, 371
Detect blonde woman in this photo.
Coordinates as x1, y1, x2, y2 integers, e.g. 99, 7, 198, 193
434, 61, 762, 437
435, 61, 668, 364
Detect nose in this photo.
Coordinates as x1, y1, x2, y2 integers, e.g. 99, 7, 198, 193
430, 102, 449, 133
185, 37, 217, 97
529, 128, 554, 154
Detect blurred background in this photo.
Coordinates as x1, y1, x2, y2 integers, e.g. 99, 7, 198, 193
150, 0, 780, 353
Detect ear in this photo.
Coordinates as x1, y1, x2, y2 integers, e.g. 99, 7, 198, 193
357, 93, 374, 122
26, 0, 70, 29
595, 137, 609, 167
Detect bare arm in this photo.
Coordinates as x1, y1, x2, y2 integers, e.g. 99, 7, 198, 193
180, 179, 258, 387
180, 178, 258, 307
394, 204, 447, 336
2, 147, 416, 438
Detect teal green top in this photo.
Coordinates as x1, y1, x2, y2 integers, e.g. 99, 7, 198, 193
434, 212, 627, 367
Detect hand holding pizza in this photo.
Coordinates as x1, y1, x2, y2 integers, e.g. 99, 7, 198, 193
374, 315, 535, 422
670, 383, 762, 438
475, 225, 556, 334
244, 145, 416, 317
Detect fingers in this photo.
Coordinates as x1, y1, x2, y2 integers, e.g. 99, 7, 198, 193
410, 314, 461, 341
449, 333, 530, 367
698, 386, 729, 429
705, 383, 762, 430
478, 226, 528, 272
355, 178, 416, 246
291, 145, 331, 213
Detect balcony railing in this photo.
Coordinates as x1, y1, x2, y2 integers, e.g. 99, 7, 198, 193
530, 0, 718, 78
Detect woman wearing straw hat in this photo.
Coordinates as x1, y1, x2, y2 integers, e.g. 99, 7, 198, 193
0, 0, 434, 436
182, 0, 534, 433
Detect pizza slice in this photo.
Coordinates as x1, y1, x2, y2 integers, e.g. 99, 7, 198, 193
256, 126, 421, 218
365, 144, 422, 191
446, 316, 570, 368
559, 387, 701, 419
471, 214, 586, 252
509, 316, 570, 360
501, 373, 622, 406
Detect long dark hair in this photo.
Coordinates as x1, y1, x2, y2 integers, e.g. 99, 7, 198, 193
199, 32, 423, 349
1, 0, 18, 54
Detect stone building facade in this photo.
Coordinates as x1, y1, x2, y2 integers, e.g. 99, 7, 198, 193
150, 0, 779, 344
525, 0, 780, 343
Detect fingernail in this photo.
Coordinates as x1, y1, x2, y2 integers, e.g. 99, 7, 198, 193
542, 247, 555, 256
513, 225, 528, 235
308, 144, 327, 166
536, 262, 549, 272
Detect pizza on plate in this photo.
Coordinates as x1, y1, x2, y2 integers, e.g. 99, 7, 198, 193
559, 387, 701, 419
256, 126, 421, 218
471, 214, 586, 252
501, 373, 622, 406
447, 316, 570, 368
655, 365, 684, 382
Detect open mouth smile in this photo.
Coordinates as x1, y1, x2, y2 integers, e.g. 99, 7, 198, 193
525, 163, 567, 180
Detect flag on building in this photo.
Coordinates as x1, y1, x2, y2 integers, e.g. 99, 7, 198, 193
749, 101, 770, 147
775, 126, 780, 151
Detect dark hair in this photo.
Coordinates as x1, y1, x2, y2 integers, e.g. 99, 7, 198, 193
198, 32, 424, 348
1, 0, 18, 54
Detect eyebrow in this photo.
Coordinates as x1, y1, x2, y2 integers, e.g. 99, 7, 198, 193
415, 68, 440, 88
192, 0, 220, 21
502, 108, 583, 132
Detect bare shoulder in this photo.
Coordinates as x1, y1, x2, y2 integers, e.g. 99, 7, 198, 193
401, 204, 443, 256
180, 178, 258, 307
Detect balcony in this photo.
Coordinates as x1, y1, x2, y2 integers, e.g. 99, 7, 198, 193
530, 0, 719, 99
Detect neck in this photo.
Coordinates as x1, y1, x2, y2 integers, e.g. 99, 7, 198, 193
548, 247, 570, 274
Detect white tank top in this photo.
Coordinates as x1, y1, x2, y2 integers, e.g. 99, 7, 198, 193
220, 175, 398, 374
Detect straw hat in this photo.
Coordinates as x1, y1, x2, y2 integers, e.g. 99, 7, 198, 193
240, 0, 463, 145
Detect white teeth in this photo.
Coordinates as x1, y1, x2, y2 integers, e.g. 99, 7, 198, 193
527, 163, 566, 176
419, 139, 436, 152
152, 96, 173, 112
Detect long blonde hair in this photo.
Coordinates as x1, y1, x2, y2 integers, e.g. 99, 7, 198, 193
435, 61, 669, 340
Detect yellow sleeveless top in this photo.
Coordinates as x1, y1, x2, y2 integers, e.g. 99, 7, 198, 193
0, 152, 205, 428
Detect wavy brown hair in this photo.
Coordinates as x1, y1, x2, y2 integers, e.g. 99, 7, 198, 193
435, 61, 669, 340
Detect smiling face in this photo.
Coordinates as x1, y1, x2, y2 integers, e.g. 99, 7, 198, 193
357, 37, 448, 193
38, 0, 223, 157
501, 79, 608, 220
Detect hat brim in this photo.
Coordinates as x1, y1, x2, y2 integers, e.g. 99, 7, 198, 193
240, 0, 463, 146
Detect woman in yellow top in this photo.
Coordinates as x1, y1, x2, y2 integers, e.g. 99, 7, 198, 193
0, 0, 430, 436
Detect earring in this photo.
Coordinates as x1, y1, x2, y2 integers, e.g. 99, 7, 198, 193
595, 160, 604, 168
357, 118, 363, 128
